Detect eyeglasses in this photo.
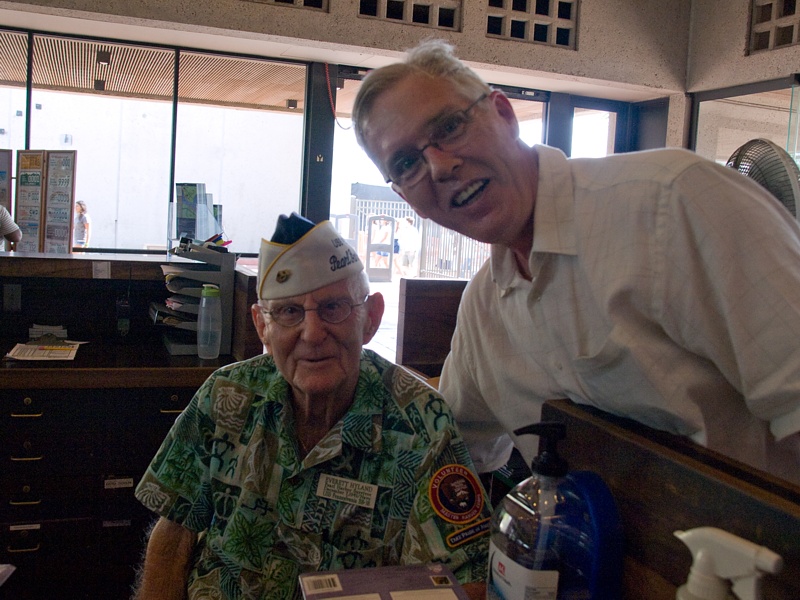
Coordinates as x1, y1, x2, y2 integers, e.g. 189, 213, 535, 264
384, 92, 489, 188
260, 297, 367, 327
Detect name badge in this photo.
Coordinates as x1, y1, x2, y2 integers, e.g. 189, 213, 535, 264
316, 474, 378, 509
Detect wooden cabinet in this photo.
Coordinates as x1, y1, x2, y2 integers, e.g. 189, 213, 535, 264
0, 386, 195, 599
0, 252, 256, 597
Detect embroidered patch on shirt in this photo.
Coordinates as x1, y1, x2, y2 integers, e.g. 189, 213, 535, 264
428, 464, 484, 524
447, 518, 490, 548
317, 473, 378, 509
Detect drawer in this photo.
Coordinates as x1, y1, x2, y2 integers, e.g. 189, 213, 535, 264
0, 475, 95, 522
1, 518, 148, 599
2, 426, 98, 475
1, 516, 151, 567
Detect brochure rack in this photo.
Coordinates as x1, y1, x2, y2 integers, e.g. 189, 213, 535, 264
151, 242, 235, 355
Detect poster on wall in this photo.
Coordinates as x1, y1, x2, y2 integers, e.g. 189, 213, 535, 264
42, 150, 77, 254
0, 150, 12, 214
14, 150, 46, 253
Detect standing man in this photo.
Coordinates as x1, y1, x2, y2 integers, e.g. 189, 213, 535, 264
353, 39, 800, 485
0, 204, 21, 250
133, 213, 489, 600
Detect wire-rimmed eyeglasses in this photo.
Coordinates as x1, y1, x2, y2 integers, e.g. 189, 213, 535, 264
259, 296, 367, 327
384, 92, 489, 188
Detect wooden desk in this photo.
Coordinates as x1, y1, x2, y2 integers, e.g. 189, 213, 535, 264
542, 399, 800, 599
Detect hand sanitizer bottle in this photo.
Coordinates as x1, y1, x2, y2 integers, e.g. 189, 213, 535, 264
488, 422, 623, 599
197, 283, 221, 359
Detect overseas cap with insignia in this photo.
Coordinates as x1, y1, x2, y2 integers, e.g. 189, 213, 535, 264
258, 212, 363, 300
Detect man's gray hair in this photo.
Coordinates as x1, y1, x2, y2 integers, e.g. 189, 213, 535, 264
353, 39, 492, 152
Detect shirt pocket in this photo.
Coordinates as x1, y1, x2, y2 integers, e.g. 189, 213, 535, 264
572, 326, 700, 437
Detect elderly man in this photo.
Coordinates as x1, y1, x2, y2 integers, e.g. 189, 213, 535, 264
353, 39, 800, 485
133, 213, 490, 600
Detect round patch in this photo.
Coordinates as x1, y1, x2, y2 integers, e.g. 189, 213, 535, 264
276, 269, 291, 283
428, 464, 484, 524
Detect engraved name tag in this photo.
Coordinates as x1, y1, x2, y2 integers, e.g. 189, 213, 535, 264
316, 474, 378, 509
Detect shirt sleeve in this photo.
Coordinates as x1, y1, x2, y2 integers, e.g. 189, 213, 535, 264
134, 376, 217, 531
440, 278, 515, 473
659, 159, 800, 441
401, 413, 491, 586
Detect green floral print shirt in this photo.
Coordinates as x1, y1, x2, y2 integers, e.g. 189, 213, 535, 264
135, 349, 490, 600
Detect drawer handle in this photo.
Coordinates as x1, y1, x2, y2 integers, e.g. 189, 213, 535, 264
9, 499, 42, 506
10, 456, 44, 461
10, 412, 43, 418
159, 409, 183, 414
7, 543, 40, 553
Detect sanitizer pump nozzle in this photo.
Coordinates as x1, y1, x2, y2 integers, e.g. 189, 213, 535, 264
674, 527, 783, 600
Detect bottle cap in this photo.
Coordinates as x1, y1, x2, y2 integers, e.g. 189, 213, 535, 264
201, 283, 220, 297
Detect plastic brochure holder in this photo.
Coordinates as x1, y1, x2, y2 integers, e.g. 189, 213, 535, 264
153, 242, 235, 356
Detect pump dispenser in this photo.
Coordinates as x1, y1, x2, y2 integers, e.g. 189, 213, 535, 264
488, 422, 623, 599
674, 527, 783, 600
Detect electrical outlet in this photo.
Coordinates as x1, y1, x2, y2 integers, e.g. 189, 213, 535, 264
3, 283, 21, 312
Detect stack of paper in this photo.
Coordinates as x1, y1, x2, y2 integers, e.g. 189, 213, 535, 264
29, 323, 68, 340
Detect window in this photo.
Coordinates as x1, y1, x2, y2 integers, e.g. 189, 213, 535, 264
694, 86, 795, 165
29, 36, 175, 250
571, 107, 616, 158
174, 52, 306, 253
3, 29, 308, 254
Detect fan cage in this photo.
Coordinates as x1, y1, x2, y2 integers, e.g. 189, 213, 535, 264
726, 138, 800, 218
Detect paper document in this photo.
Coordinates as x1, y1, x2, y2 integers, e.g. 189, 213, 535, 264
5, 342, 80, 360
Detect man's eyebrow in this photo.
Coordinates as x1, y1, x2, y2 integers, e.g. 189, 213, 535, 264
387, 105, 461, 162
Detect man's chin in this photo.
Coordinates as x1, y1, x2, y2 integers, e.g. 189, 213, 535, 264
291, 370, 344, 398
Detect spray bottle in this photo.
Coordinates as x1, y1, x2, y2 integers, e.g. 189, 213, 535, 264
487, 422, 623, 599
674, 527, 784, 600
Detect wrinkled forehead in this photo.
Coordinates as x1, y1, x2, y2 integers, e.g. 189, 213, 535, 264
362, 75, 469, 160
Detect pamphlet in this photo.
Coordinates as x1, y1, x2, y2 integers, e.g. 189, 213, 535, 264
298, 563, 469, 600
5, 341, 80, 360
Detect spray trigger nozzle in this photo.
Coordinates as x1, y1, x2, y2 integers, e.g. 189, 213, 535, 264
674, 527, 783, 600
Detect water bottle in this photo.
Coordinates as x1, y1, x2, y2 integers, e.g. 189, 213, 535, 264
197, 283, 221, 359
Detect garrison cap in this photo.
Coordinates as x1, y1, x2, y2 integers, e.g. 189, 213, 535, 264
258, 212, 363, 300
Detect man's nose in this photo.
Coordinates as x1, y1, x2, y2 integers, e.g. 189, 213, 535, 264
299, 309, 328, 341
424, 145, 460, 182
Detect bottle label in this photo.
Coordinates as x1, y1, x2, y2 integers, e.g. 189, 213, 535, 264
488, 541, 559, 600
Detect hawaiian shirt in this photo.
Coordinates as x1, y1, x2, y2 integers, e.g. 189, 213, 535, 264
135, 349, 490, 600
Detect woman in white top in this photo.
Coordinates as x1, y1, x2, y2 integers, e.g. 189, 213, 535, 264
73, 200, 91, 248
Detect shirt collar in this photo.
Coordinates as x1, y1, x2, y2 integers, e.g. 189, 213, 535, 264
490, 144, 577, 291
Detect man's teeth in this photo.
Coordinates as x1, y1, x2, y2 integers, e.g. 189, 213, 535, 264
453, 181, 486, 207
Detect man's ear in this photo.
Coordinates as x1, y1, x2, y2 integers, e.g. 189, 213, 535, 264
250, 304, 271, 353
362, 292, 385, 344
490, 90, 520, 138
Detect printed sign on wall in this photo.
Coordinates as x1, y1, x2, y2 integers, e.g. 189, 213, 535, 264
14, 150, 46, 253
42, 151, 77, 254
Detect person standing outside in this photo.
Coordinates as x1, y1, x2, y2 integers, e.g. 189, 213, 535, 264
396, 216, 421, 277
0, 204, 21, 250
73, 200, 91, 248
352, 39, 800, 485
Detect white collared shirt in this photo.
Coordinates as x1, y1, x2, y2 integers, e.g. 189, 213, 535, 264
441, 144, 800, 484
